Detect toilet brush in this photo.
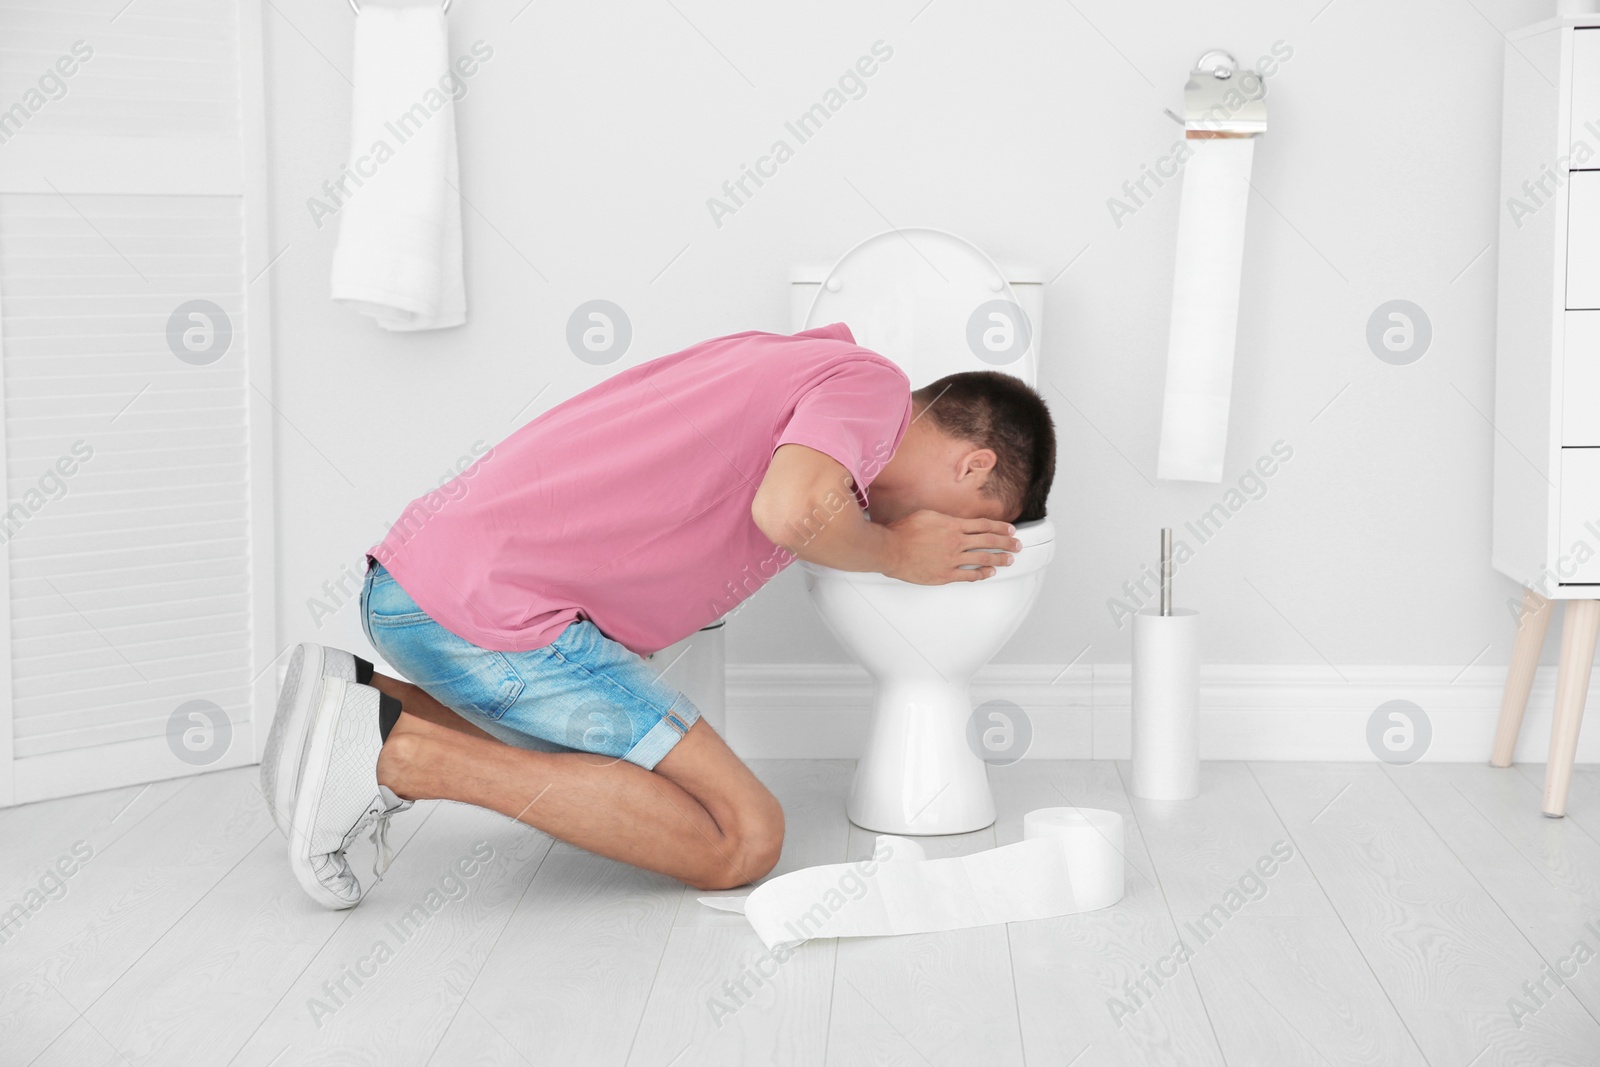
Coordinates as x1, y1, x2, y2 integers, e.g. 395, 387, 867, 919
1130, 528, 1201, 799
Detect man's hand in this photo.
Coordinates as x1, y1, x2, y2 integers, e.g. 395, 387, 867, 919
752, 444, 1021, 583
882, 509, 1020, 585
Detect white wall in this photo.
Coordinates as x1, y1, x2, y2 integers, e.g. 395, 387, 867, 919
261, 0, 1552, 678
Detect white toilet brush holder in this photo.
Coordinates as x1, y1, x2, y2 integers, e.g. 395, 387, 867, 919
1130, 529, 1201, 800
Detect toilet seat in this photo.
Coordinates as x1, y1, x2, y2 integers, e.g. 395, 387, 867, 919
803, 228, 1038, 388
1015, 517, 1053, 547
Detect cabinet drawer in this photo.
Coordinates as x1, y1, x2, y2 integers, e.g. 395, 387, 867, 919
1565, 312, 1600, 444
1570, 172, 1600, 309
1574, 29, 1600, 158
1560, 448, 1600, 581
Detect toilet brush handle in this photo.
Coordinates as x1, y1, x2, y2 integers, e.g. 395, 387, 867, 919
1160, 528, 1172, 617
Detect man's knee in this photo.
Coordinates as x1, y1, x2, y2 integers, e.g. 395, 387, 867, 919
740, 797, 785, 881
700, 795, 785, 890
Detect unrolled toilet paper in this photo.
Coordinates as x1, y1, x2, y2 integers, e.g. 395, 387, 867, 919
698, 807, 1125, 948
1156, 137, 1256, 483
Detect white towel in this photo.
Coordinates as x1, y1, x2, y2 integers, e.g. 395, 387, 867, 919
331, 6, 465, 332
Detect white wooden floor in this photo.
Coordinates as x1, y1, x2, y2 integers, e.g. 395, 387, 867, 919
3, 759, 1600, 1066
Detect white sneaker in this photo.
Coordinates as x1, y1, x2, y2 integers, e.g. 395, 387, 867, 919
260, 643, 369, 835
287, 676, 411, 910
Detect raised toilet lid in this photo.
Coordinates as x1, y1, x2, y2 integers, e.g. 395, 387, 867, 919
803, 228, 1037, 388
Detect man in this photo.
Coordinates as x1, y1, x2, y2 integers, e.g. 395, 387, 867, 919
261, 323, 1056, 909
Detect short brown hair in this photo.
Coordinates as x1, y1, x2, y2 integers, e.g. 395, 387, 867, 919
912, 371, 1056, 522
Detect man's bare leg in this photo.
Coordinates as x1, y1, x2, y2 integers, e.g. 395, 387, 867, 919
370, 672, 784, 891
369, 673, 498, 742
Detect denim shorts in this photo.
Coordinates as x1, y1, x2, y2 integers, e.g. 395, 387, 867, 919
358, 559, 700, 770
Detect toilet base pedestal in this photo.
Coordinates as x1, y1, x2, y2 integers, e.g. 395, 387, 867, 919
846, 678, 995, 835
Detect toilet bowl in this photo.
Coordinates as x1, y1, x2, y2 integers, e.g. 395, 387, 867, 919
799, 520, 1054, 834
792, 228, 1053, 835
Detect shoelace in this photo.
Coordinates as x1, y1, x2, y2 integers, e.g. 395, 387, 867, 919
367, 805, 397, 885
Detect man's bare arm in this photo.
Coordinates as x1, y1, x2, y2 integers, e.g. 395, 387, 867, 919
750, 444, 1018, 585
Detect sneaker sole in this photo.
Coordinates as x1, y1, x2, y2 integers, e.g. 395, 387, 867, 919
260, 643, 355, 836
288, 677, 385, 910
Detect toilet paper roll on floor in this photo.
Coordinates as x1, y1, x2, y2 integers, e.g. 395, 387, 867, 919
698, 807, 1125, 948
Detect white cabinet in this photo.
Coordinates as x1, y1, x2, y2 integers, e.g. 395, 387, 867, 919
1494, 20, 1600, 595
1572, 27, 1600, 154
1560, 450, 1600, 581
1570, 173, 1600, 308
1494, 19, 1600, 816
1564, 312, 1600, 443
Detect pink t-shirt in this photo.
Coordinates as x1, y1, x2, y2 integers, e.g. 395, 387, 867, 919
369, 324, 912, 656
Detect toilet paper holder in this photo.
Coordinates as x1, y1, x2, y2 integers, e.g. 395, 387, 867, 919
1162, 49, 1268, 137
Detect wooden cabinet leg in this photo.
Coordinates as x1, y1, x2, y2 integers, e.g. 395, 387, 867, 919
1545, 599, 1600, 817
1492, 587, 1553, 767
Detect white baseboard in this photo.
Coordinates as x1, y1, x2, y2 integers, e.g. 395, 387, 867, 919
304, 657, 1600, 764
723, 663, 1600, 764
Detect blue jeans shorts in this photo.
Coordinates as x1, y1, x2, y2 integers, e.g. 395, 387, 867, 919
359, 559, 700, 770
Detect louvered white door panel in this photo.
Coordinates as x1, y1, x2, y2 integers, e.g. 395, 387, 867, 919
0, 0, 274, 804
0, 2, 239, 137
